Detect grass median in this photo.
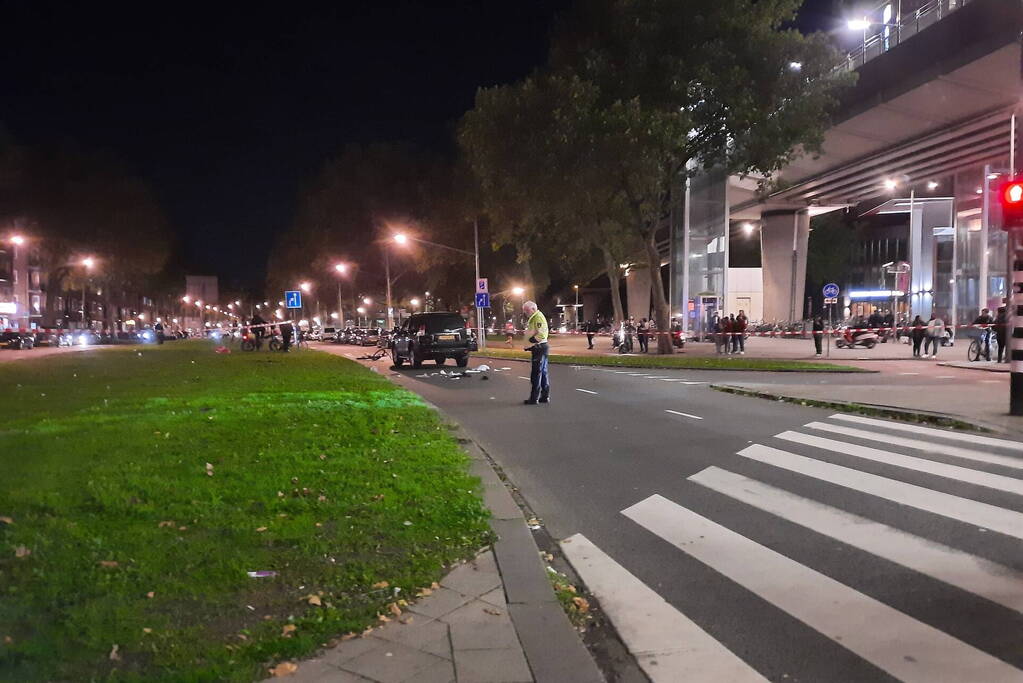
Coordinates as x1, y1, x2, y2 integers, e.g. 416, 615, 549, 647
474, 347, 865, 372
0, 341, 491, 681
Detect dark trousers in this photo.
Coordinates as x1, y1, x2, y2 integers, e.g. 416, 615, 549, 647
998, 334, 1007, 362
282, 331, 293, 352
924, 336, 938, 356
638, 333, 648, 352
813, 333, 822, 355
912, 336, 923, 356
529, 343, 550, 401
586, 333, 594, 349
733, 334, 744, 353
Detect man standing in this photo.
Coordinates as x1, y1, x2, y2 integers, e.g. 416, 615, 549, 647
734, 310, 747, 354
585, 319, 596, 349
522, 301, 550, 405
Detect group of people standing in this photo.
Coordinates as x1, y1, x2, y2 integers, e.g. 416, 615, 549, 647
907, 313, 947, 359
711, 311, 748, 355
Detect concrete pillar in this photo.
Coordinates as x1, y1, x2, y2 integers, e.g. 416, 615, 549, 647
625, 266, 652, 320
760, 209, 810, 323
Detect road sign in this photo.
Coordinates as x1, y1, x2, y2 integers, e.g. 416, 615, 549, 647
475, 292, 491, 309
824, 297, 838, 305
476, 278, 489, 293
284, 290, 302, 309
822, 283, 840, 299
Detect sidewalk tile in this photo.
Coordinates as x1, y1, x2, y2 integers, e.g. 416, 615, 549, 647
444, 600, 520, 651
453, 647, 533, 683
340, 641, 447, 683
479, 587, 507, 608
286, 659, 370, 682
440, 559, 501, 598
490, 519, 557, 605
406, 586, 472, 619
318, 635, 385, 667
402, 658, 456, 683
371, 617, 452, 659
507, 603, 603, 683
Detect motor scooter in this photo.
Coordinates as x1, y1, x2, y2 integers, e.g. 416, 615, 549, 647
834, 326, 878, 349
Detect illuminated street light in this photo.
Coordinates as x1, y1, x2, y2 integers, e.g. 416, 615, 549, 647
393, 233, 408, 245
182, 295, 191, 303
742, 222, 755, 237
847, 18, 871, 31
357, 306, 366, 314
9, 235, 25, 245
234, 300, 241, 306
511, 286, 525, 296
363, 297, 372, 305
331, 312, 339, 319
195, 300, 203, 308
82, 256, 96, 270
883, 178, 897, 191
300, 282, 311, 293
927, 181, 940, 191
334, 263, 348, 273
410, 298, 420, 307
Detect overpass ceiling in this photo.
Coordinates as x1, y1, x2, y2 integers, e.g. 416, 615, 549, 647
731, 39, 1021, 216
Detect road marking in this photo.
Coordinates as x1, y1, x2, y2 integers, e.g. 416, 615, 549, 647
689, 467, 1023, 614
899, 372, 920, 375
936, 375, 955, 379
665, 409, 703, 420
658, 378, 683, 382
575, 388, 598, 395
517, 376, 530, 380
779, 429, 1023, 495
622, 494, 1022, 683
628, 373, 650, 376
830, 413, 1023, 451
681, 381, 706, 385
738, 444, 1023, 540
646, 376, 670, 379
982, 379, 1003, 383
815, 420, 1023, 465
561, 533, 766, 683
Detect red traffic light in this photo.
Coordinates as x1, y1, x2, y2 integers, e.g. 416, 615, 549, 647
1000, 178, 1023, 230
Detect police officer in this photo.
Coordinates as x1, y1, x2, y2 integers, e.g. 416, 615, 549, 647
522, 300, 550, 405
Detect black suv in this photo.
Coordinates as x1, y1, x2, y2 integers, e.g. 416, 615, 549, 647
390, 312, 476, 368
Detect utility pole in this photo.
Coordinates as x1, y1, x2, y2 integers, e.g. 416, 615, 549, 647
384, 248, 393, 330
475, 218, 486, 349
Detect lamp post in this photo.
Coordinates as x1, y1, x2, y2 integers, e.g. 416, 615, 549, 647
333, 263, 348, 329
80, 257, 95, 327
392, 222, 485, 348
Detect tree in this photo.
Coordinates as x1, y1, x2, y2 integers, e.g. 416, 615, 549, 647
465, 0, 853, 351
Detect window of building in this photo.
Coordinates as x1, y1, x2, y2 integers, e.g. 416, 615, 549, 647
31, 295, 41, 315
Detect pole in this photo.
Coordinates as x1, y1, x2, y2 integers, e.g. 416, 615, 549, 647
474, 218, 485, 350
981, 165, 991, 314
1010, 229, 1023, 415
337, 282, 344, 330
385, 248, 393, 330
81, 280, 87, 328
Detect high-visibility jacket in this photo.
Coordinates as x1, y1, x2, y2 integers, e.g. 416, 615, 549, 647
526, 310, 549, 342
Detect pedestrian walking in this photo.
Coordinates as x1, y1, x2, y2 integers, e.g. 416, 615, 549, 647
637, 318, 649, 353
996, 306, 1008, 363
585, 319, 596, 349
812, 315, 824, 356
910, 315, 925, 357
721, 315, 734, 354
734, 310, 747, 354
522, 301, 550, 405
924, 313, 944, 358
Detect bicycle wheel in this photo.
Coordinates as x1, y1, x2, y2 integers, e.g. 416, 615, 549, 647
968, 339, 981, 362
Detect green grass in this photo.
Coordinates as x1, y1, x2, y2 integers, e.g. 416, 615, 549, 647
473, 348, 865, 372
0, 341, 491, 681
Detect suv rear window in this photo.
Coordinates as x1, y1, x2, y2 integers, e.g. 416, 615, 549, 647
415, 314, 466, 333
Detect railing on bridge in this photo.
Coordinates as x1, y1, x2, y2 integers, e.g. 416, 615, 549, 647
841, 0, 976, 71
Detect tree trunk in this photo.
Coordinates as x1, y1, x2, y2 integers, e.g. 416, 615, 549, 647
642, 230, 675, 354
601, 247, 625, 325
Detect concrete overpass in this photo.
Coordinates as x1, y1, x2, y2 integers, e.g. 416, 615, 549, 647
673, 0, 1023, 330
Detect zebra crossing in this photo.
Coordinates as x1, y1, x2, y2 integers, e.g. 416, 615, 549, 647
560, 414, 1023, 682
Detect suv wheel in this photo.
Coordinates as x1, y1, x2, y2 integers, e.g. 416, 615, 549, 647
456, 354, 469, 368
392, 350, 404, 367
435, 357, 446, 366
411, 346, 423, 369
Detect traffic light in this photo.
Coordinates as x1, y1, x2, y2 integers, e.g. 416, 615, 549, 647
1000, 178, 1023, 230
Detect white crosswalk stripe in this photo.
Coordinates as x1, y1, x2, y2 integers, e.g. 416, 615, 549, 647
622, 494, 1020, 683
560, 414, 1023, 681
775, 430, 1023, 495
688, 466, 1023, 614
561, 533, 767, 683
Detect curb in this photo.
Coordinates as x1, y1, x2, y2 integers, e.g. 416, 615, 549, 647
937, 361, 1009, 373
416, 399, 606, 683
471, 353, 874, 374
710, 383, 999, 433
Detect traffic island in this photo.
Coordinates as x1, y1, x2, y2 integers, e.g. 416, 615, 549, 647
0, 341, 492, 681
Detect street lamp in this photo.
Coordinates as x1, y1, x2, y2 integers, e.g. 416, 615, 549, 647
410, 297, 420, 308
573, 284, 580, 330
80, 257, 96, 326
363, 297, 372, 305
9, 235, 25, 246
391, 224, 485, 348
333, 263, 350, 329
357, 305, 366, 326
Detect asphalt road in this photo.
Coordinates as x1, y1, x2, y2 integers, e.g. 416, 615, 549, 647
326, 347, 1023, 682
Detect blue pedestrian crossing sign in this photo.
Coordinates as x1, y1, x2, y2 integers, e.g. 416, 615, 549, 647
284, 290, 302, 309
822, 283, 840, 299
475, 292, 491, 309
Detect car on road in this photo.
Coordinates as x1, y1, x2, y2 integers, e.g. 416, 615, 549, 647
360, 328, 382, 346
390, 312, 475, 368
321, 326, 338, 342
1, 330, 34, 349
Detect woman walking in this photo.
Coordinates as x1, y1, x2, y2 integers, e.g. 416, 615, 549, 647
910, 315, 925, 358
924, 314, 945, 358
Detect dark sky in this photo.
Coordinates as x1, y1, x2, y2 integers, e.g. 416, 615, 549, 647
1, 0, 846, 291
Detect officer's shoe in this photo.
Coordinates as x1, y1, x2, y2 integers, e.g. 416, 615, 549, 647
538, 397, 550, 404
523, 399, 538, 405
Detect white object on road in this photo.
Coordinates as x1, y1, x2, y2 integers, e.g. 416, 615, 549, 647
622, 494, 1022, 683
575, 388, 598, 395
477, 364, 490, 371
828, 413, 1023, 452
561, 533, 767, 683
665, 409, 702, 420
738, 443, 1023, 540
689, 466, 1023, 614
777, 429, 1023, 495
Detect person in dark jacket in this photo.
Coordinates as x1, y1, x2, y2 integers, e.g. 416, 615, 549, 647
721, 315, 734, 355
996, 306, 1008, 363
279, 320, 294, 352
585, 320, 596, 349
637, 318, 649, 353
733, 311, 748, 354
812, 315, 824, 356
910, 315, 925, 358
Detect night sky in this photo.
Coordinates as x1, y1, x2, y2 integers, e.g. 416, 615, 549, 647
1, 0, 848, 290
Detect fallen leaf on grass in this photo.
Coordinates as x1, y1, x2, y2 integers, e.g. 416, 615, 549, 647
377, 614, 390, 623
255, 527, 268, 533
281, 624, 296, 637
371, 581, 389, 589
314, 522, 322, 528
14, 546, 30, 558
0, 516, 13, 525
142, 628, 152, 634
483, 607, 503, 616
572, 597, 590, 613
109, 644, 121, 661
269, 661, 298, 677
388, 602, 401, 617
416, 587, 432, 597
205, 463, 214, 477
340, 632, 358, 641
98, 561, 119, 568
157, 521, 175, 528
304, 595, 322, 606
146, 591, 155, 599
178, 526, 187, 531
317, 495, 327, 502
